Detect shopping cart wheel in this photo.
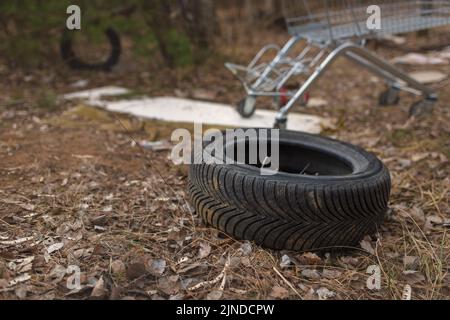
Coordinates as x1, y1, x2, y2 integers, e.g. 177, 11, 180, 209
409, 98, 435, 117
237, 96, 257, 118
379, 87, 400, 106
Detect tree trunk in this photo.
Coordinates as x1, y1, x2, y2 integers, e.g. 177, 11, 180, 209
143, 0, 175, 67
180, 0, 219, 49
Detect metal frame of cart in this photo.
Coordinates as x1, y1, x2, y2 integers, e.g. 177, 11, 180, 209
225, 0, 450, 128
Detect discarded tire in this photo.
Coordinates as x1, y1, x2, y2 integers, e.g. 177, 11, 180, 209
188, 130, 391, 251
60, 27, 121, 71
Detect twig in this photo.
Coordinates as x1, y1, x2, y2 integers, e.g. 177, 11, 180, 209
272, 267, 302, 299
0, 236, 34, 246
188, 256, 230, 291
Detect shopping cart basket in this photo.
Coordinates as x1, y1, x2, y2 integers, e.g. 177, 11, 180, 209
225, 0, 450, 128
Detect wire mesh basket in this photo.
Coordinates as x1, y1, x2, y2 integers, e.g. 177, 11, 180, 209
284, 0, 450, 43
284, 0, 450, 42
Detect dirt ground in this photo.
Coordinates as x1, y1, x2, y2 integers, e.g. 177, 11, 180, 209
0, 26, 449, 300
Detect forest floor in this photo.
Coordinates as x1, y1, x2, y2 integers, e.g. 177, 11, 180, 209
0, 26, 449, 300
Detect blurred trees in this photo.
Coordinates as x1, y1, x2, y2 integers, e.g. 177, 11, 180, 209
144, 0, 219, 67
180, 0, 220, 49
0, 0, 221, 68
144, 0, 177, 67
0, 1, 71, 66
0, 0, 283, 69
0, 0, 146, 67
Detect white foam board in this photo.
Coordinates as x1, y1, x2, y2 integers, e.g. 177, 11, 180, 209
63, 87, 329, 133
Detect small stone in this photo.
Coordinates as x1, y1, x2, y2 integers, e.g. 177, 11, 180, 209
148, 259, 166, 276
111, 260, 126, 275
301, 269, 321, 279
239, 242, 252, 256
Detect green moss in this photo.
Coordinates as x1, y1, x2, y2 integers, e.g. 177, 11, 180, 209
36, 90, 58, 111
133, 33, 157, 57
166, 29, 193, 67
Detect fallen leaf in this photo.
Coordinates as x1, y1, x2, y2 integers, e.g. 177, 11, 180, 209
241, 257, 251, 267
91, 276, 107, 298
69, 220, 82, 231
360, 238, 375, 255
410, 206, 425, 223
111, 260, 126, 275
198, 243, 211, 259
94, 225, 106, 232
91, 214, 108, 226
126, 263, 147, 280
169, 294, 184, 300
47, 242, 64, 254
301, 269, 321, 279
316, 287, 336, 300
403, 270, 425, 284
280, 255, 292, 268
102, 205, 113, 213
229, 257, 241, 269
239, 242, 252, 256
411, 152, 429, 162
158, 276, 180, 295
1, 199, 35, 211
0, 279, 9, 288
206, 290, 223, 300
269, 286, 289, 299
110, 286, 122, 300
403, 256, 419, 269
49, 264, 66, 282
339, 256, 360, 267
9, 273, 31, 286
15, 285, 28, 299
396, 159, 412, 169
7, 261, 17, 271
425, 215, 443, 232
92, 244, 106, 256
297, 252, 322, 265
15, 256, 34, 273
322, 269, 342, 279
180, 278, 198, 290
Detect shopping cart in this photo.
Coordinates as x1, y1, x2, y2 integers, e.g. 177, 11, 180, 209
225, 0, 450, 128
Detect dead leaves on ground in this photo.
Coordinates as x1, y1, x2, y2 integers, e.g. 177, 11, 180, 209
1, 38, 449, 300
